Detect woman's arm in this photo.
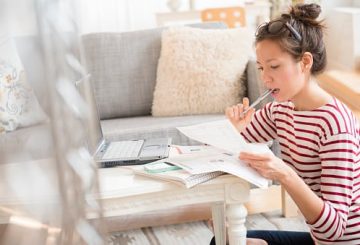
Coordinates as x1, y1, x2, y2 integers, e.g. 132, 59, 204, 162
239, 151, 324, 223
240, 132, 359, 242
279, 168, 324, 224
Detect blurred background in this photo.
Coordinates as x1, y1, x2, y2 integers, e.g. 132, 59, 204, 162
0, 0, 359, 244
3, 0, 360, 70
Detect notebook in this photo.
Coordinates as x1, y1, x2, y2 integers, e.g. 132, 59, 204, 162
75, 75, 171, 167
130, 162, 223, 188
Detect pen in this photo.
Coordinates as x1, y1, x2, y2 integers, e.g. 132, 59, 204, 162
240, 89, 274, 116
164, 161, 176, 166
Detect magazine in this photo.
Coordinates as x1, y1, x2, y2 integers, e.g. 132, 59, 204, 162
130, 163, 223, 188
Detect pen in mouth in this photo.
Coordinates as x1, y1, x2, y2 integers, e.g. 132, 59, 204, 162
241, 89, 274, 116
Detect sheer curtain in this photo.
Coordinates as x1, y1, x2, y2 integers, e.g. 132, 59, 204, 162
75, 0, 130, 33
75, 0, 170, 33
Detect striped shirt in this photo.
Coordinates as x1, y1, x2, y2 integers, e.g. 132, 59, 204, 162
241, 97, 360, 244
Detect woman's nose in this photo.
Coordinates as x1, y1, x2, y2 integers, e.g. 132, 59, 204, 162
260, 70, 272, 84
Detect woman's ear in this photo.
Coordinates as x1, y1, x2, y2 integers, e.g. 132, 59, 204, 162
301, 52, 313, 72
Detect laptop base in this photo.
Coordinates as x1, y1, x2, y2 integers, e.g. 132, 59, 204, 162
100, 159, 159, 168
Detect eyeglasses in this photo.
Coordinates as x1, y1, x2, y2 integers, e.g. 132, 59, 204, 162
256, 20, 302, 42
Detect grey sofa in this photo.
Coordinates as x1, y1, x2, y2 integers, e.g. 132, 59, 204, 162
81, 22, 270, 145
1, 22, 271, 164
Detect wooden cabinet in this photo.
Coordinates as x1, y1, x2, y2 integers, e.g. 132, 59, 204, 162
317, 70, 360, 120
156, 1, 271, 33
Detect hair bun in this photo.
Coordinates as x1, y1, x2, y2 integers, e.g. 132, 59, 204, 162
290, 3, 321, 20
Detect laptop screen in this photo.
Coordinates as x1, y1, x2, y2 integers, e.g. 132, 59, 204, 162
75, 75, 104, 156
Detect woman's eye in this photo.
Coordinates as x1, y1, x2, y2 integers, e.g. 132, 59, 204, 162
257, 67, 263, 71
270, 65, 279, 69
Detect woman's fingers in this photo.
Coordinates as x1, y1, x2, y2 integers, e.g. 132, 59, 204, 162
225, 106, 237, 119
243, 97, 249, 110
225, 97, 251, 121
226, 104, 245, 121
235, 104, 243, 119
243, 160, 266, 172
244, 108, 255, 121
239, 152, 271, 161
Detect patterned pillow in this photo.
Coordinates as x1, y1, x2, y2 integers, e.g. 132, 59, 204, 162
0, 37, 47, 133
152, 26, 252, 116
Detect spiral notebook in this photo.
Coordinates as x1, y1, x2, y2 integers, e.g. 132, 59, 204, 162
130, 165, 223, 188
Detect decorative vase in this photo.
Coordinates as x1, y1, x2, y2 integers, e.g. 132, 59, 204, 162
167, 0, 182, 12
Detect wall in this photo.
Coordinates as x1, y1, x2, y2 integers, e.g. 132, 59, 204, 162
321, 1, 360, 70
2, 0, 358, 36
0, 0, 38, 36
76, 0, 247, 33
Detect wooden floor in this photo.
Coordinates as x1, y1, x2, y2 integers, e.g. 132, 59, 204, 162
0, 210, 309, 245
107, 210, 309, 245
245, 210, 308, 231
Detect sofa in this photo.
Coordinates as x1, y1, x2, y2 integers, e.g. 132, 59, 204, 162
80, 22, 271, 146
2, 22, 270, 163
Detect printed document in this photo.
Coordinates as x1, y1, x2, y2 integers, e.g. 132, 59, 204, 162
175, 120, 273, 188
177, 120, 271, 154
167, 151, 269, 188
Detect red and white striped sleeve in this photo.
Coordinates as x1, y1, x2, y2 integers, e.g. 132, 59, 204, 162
308, 132, 360, 242
240, 102, 278, 143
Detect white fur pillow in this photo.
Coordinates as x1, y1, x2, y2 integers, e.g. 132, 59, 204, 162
152, 26, 252, 116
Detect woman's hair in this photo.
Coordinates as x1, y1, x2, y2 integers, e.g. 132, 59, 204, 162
255, 3, 326, 75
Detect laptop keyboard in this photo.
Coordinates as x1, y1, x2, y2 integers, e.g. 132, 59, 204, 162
102, 140, 144, 160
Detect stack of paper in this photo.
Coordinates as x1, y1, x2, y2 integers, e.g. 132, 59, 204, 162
173, 120, 272, 188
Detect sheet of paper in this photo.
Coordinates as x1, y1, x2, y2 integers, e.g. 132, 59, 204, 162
177, 120, 271, 154
167, 152, 269, 188
171, 145, 222, 155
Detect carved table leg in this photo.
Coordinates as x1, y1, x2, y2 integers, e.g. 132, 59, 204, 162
212, 202, 226, 245
226, 204, 247, 245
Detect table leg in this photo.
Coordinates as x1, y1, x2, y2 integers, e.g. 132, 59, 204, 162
211, 202, 226, 245
226, 203, 247, 245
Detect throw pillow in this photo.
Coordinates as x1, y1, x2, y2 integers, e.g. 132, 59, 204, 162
0, 37, 47, 133
152, 26, 252, 116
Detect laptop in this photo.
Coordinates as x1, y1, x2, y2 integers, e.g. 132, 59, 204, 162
75, 75, 171, 168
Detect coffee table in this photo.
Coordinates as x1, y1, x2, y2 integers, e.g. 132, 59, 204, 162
0, 158, 251, 245
96, 167, 250, 245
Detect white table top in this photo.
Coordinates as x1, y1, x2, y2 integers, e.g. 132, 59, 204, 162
0, 158, 245, 203
98, 166, 243, 199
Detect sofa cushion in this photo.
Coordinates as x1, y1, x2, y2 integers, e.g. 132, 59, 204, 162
0, 37, 48, 132
81, 22, 227, 120
0, 122, 53, 164
82, 30, 162, 120
100, 114, 226, 145
152, 26, 252, 117
14, 36, 48, 114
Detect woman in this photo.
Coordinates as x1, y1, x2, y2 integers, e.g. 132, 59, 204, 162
211, 3, 360, 245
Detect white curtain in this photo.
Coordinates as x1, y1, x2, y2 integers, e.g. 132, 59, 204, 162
75, 0, 130, 33
75, 0, 171, 34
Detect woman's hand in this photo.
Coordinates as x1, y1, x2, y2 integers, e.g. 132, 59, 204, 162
225, 97, 255, 133
239, 151, 294, 183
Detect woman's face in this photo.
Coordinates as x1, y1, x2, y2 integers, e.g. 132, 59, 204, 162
255, 39, 306, 102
